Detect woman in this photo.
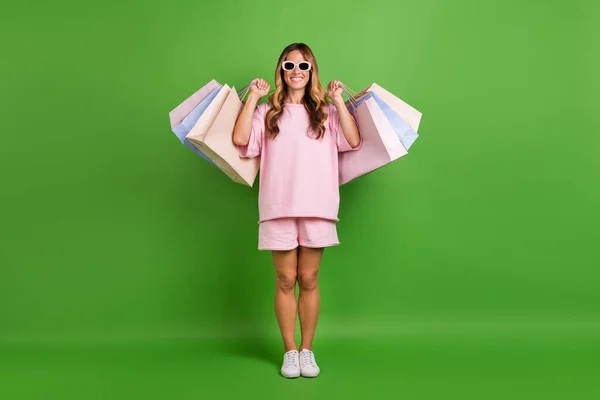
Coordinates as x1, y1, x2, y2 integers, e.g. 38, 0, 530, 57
233, 43, 361, 378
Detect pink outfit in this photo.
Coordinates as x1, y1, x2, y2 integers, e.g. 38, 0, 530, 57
238, 102, 360, 250
258, 217, 340, 251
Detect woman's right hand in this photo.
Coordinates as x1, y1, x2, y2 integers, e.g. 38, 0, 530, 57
250, 78, 270, 99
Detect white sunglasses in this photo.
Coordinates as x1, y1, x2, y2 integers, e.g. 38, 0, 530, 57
281, 61, 312, 72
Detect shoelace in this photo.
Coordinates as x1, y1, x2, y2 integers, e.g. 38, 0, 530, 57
300, 350, 316, 367
283, 351, 298, 368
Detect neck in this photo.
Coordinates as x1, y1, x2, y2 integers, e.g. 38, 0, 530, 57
285, 88, 306, 104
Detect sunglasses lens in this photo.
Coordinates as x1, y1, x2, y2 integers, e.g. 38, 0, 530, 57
283, 62, 295, 70
299, 62, 310, 71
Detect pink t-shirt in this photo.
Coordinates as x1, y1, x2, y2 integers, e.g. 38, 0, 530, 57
238, 102, 360, 223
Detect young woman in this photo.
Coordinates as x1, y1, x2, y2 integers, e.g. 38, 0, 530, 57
232, 43, 361, 378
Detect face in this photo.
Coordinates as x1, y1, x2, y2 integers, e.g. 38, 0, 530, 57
282, 50, 311, 91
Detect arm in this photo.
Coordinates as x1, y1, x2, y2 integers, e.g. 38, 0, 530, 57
332, 96, 361, 148
233, 92, 261, 146
328, 80, 361, 148
232, 79, 270, 146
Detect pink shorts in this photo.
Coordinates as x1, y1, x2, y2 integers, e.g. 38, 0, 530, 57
258, 217, 340, 251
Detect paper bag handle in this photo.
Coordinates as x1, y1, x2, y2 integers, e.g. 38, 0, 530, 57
341, 84, 359, 108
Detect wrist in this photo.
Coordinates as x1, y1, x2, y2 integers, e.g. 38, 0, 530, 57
332, 97, 345, 107
247, 92, 261, 104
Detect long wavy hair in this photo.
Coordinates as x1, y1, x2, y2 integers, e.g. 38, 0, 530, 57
266, 43, 329, 140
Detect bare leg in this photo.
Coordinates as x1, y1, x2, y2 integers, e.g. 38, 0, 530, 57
297, 246, 324, 351
272, 248, 299, 352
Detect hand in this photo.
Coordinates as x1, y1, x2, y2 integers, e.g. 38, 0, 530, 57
250, 78, 270, 99
327, 80, 344, 104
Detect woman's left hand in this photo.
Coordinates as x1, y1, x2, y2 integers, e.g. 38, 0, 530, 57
327, 80, 344, 104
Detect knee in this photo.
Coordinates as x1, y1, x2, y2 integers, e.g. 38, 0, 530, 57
276, 272, 297, 293
298, 270, 319, 291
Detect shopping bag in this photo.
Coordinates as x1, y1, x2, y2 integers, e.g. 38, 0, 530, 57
172, 87, 223, 165
338, 90, 408, 185
169, 80, 223, 165
347, 83, 421, 150
169, 79, 222, 128
186, 85, 260, 187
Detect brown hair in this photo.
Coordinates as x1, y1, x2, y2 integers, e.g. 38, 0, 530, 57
266, 43, 328, 139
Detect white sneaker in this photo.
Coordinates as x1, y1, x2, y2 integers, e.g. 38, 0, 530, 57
281, 350, 300, 378
299, 349, 320, 377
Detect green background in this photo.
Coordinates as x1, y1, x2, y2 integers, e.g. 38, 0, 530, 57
1, 0, 599, 398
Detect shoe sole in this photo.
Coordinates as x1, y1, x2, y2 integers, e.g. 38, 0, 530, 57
281, 370, 301, 378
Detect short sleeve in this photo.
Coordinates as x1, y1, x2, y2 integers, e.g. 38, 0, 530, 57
328, 103, 361, 153
238, 102, 269, 158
